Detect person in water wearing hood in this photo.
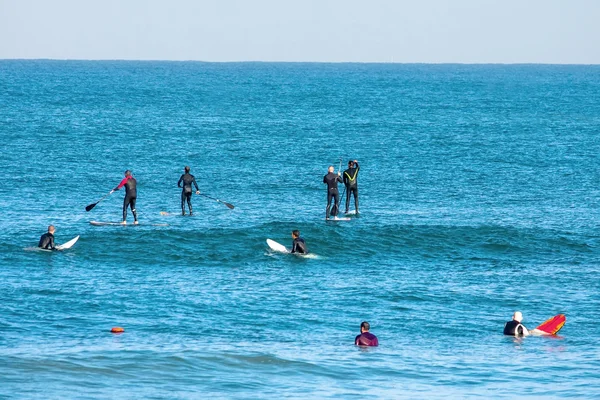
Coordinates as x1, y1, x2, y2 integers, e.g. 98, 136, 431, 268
343, 159, 360, 214
112, 170, 138, 225
291, 230, 307, 254
323, 165, 343, 219
355, 321, 379, 346
177, 166, 200, 216
503, 311, 530, 336
38, 225, 57, 250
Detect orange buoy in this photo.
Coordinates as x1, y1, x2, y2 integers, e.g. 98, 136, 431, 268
111, 327, 124, 333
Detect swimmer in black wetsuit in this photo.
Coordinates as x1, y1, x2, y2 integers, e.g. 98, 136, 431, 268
38, 225, 56, 250
177, 166, 200, 216
343, 159, 360, 214
112, 170, 138, 225
291, 230, 308, 254
503, 311, 530, 337
323, 166, 343, 219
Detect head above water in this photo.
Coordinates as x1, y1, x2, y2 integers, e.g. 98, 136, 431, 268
328, 166, 334, 173
48, 225, 55, 234
124, 170, 132, 177
512, 311, 523, 322
292, 230, 300, 238
360, 321, 370, 333
348, 160, 354, 167
184, 166, 190, 173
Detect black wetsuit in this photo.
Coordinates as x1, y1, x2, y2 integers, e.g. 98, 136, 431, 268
38, 232, 56, 250
343, 162, 360, 213
178, 173, 199, 215
503, 320, 526, 336
323, 172, 343, 218
291, 237, 308, 254
114, 176, 137, 222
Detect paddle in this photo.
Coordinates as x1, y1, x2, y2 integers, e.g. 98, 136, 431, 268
85, 190, 113, 212
335, 158, 344, 215
198, 193, 235, 209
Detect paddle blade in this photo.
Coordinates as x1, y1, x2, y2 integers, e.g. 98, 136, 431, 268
85, 203, 97, 212
224, 202, 235, 210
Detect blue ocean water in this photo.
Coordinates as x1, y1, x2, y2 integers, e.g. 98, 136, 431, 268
1, 61, 600, 398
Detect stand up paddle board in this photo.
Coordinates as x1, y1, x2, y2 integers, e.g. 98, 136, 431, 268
530, 314, 566, 336
266, 239, 317, 258
25, 235, 80, 252
344, 210, 359, 216
326, 217, 351, 221
90, 221, 168, 227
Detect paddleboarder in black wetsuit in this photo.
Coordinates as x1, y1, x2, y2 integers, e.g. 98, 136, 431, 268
323, 166, 343, 219
291, 230, 308, 254
178, 166, 200, 216
343, 159, 360, 214
38, 225, 56, 250
112, 170, 138, 225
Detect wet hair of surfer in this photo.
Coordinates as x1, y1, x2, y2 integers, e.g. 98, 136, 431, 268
124, 170, 131, 177
292, 230, 300, 239
360, 321, 370, 332
184, 166, 190, 173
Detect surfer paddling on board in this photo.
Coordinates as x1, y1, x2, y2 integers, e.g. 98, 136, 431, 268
112, 170, 138, 225
355, 321, 379, 346
323, 166, 343, 220
38, 225, 57, 250
291, 230, 308, 254
177, 166, 200, 216
343, 160, 360, 214
503, 311, 530, 336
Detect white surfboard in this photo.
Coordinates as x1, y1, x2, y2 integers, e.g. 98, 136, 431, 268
344, 210, 359, 216
326, 217, 352, 221
90, 221, 168, 227
267, 239, 289, 253
56, 235, 80, 250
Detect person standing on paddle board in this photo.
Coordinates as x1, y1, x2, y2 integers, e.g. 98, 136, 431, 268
355, 321, 378, 346
112, 170, 138, 225
323, 166, 343, 219
503, 311, 530, 336
291, 230, 308, 254
343, 159, 360, 214
177, 166, 200, 216
38, 225, 57, 250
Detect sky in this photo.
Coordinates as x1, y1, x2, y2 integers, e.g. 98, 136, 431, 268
0, 0, 598, 63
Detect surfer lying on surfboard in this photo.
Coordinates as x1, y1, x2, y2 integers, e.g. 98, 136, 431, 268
38, 225, 57, 250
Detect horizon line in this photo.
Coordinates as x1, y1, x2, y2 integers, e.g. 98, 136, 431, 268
0, 58, 599, 66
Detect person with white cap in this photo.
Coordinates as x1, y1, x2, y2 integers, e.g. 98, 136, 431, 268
503, 311, 530, 336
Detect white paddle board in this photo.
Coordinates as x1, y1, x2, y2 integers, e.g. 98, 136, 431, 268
90, 221, 168, 227
326, 217, 352, 221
